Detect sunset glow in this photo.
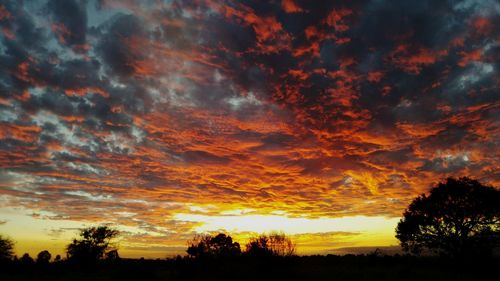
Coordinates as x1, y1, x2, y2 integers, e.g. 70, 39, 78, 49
0, 0, 499, 258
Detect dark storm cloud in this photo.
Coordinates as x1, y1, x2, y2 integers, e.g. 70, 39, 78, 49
47, 0, 88, 48
0, 1, 47, 48
96, 13, 144, 77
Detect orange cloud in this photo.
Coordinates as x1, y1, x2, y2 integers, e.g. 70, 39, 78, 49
0, 4, 11, 21
0, 123, 41, 143
324, 8, 352, 32
388, 45, 448, 74
471, 17, 493, 36
64, 87, 110, 98
367, 71, 383, 83
281, 0, 303, 13
458, 49, 482, 67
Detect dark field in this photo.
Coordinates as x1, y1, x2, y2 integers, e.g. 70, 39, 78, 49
1, 255, 498, 281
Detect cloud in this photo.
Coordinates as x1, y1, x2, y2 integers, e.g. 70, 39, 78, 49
47, 0, 88, 50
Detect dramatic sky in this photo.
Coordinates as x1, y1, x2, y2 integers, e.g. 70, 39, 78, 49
0, 0, 499, 258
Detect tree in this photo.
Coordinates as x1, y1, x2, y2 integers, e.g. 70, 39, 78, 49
0, 235, 15, 261
66, 226, 119, 263
245, 232, 296, 257
36, 250, 51, 265
396, 177, 500, 257
105, 249, 120, 261
20, 253, 34, 265
187, 233, 241, 259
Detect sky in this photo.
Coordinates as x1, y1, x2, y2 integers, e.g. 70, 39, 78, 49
0, 0, 499, 258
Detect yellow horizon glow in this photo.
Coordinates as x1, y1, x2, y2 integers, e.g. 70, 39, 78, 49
175, 212, 399, 235
1, 206, 401, 258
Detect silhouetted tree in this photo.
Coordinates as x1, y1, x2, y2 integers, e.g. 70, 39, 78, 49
36, 250, 51, 265
0, 235, 15, 261
187, 233, 241, 259
245, 232, 296, 257
20, 253, 34, 265
66, 226, 119, 264
54, 255, 62, 262
105, 249, 120, 261
396, 177, 500, 257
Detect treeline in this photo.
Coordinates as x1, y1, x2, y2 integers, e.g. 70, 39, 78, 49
0, 243, 61, 266
1, 231, 499, 281
0, 226, 119, 266
187, 232, 296, 259
0, 227, 297, 265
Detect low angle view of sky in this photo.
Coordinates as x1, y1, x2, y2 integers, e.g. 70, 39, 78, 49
0, 0, 499, 258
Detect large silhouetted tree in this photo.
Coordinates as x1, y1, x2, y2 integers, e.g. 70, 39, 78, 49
66, 226, 119, 264
0, 235, 15, 262
396, 177, 500, 257
245, 232, 296, 257
187, 233, 241, 259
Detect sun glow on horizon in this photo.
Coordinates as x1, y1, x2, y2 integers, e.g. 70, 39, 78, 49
175, 212, 399, 235
1, 206, 400, 258
174, 212, 400, 255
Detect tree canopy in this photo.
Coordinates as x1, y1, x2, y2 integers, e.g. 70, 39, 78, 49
396, 177, 500, 257
187, 233, 241, 259
36, 250, 51, 265
66, 226, 119, 263
0, 235, 15, 261
245, 232, 296, 257
20, 253, 34, 265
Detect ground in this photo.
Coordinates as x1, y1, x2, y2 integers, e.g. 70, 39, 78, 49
1, 255, 498, 281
